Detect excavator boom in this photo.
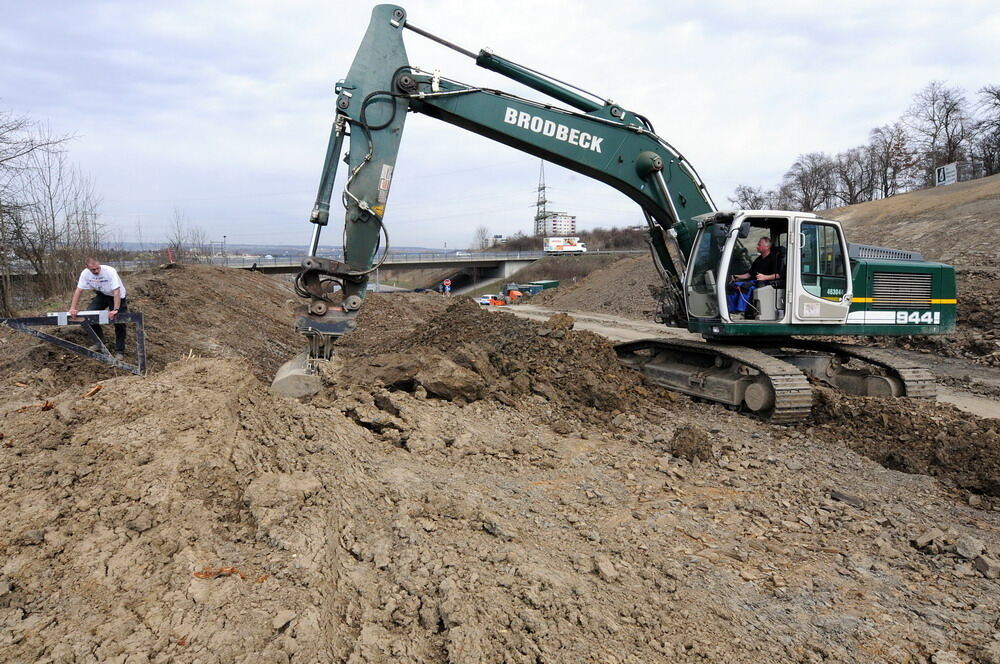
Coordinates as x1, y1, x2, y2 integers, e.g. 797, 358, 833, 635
272, 4, 716, 396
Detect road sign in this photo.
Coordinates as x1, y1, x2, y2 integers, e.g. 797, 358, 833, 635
443, 279, 452, 286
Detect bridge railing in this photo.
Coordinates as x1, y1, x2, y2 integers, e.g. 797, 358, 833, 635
202, 248, 642, 268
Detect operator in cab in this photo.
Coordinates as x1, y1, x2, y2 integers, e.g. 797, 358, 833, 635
68, 257, 129, 359
732, 237, 779, 283
727, 238, 780, 315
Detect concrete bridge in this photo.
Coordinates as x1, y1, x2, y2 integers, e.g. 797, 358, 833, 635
224, 251, 544, 280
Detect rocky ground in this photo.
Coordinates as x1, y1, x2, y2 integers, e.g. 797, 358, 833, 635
2, 267, 999, 663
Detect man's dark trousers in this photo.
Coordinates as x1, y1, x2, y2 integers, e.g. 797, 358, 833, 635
87, 293, 128, 353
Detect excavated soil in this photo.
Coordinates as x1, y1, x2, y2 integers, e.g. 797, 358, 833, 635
811, 390, 1000, 496
3, 272, 1000, 662
338, 297, 655, 424
531, 255, 662, 320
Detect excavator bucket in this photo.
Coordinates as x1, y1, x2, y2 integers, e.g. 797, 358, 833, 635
271, 352, 322, 398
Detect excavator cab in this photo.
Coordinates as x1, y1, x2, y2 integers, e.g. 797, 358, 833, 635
684, 211, 852, 331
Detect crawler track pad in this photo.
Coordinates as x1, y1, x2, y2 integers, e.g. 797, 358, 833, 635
615, 338, 813, 424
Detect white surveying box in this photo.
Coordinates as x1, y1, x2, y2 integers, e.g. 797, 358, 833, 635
543, 237, 587, 254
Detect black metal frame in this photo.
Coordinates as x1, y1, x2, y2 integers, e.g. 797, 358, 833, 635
2, 311, 147, 375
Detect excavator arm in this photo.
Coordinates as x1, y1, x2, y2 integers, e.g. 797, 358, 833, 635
272, 4, 715, 395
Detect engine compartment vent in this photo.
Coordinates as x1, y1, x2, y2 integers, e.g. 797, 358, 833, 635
871, 272, 933, 309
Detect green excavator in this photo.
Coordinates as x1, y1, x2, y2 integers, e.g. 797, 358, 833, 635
272, 5, 956, 424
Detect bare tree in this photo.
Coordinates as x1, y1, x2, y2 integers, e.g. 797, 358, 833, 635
728, 184, 768, 209
166, 208, 187, 258
0, 111, 71, 315
186, 224, 209, 260
972, 85, 1000, 176
20, 148, 102, 296
0, 112, 68, 174
904, 81, 974, 185
867, 123, 918, 199
782, 153, 835, 212
831, 146, 874, 206
472, 225, 491, 251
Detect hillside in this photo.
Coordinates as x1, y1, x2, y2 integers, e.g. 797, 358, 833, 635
825, 174, 1000, 266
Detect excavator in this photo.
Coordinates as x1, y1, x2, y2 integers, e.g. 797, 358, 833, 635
272, 5, 957, 424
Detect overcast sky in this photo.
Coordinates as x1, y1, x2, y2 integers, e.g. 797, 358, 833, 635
2, 0, 997, 250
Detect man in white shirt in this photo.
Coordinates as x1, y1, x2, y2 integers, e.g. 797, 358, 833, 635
69, 257, 129, 358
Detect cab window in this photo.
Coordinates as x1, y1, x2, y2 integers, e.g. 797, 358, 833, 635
800, 222, 847, 298
687, 224, 725, 317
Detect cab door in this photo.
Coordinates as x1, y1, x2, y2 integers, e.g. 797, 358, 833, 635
791, 218, 852, 323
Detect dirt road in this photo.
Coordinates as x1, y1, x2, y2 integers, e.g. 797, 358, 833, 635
501, 304, 1000, 420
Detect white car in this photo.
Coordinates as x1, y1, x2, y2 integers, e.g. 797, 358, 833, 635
476, 294, 495, 305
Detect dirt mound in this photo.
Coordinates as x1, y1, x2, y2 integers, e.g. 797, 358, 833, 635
336, 297, 671, 424
0, 358, 376, 662
530, 254, 661, 320
811, 390, 1000, 496
825, 173, 1000, 267
0, 265, 302, 391
334, 291, 450, 354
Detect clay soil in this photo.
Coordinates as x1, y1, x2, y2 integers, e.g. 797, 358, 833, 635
2, 264, 1000, 663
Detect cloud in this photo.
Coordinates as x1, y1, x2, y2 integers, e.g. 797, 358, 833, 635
2, 0, 997, 248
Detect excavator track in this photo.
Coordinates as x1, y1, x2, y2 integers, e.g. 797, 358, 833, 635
616, 338, 939, 426
615, 338, 814, 425
778, 340, 938, 400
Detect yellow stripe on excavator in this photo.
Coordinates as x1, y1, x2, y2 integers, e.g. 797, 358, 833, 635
851, 297, 956, 304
